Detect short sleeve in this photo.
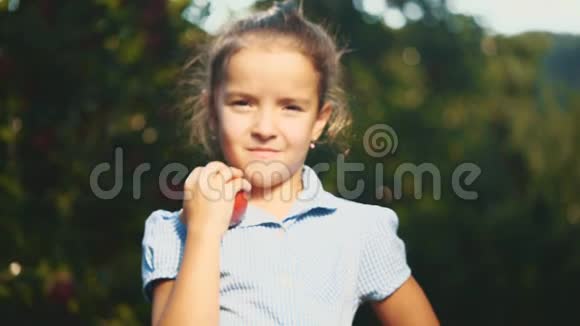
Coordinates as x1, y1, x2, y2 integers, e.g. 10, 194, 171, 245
357, 207, 412, 302
141, 209, 186, 303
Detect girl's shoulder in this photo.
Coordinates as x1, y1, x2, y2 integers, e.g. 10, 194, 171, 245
144, 208, 182, 223
142, 209, 185, 242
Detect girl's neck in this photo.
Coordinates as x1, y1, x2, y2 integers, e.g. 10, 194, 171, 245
247, 167, 304, 221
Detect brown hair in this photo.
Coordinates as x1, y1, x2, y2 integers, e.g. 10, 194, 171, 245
177, 0, 352, 159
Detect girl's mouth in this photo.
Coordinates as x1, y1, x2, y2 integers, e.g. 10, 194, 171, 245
248, 149, 280, 159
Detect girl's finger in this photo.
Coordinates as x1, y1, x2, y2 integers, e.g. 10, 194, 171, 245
201, 161, 229, 189
203, 161, 228, 176
220, 165, 235, 182
226, 177, 248, 198
230, 167, 244, 178
241, 179, 252, 193
184, 166, 202, 191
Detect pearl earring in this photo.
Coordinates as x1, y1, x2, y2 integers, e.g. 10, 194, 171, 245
310, 141, 316, 149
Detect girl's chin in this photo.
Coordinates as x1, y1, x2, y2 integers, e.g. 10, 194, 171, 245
241, 162, 294, 185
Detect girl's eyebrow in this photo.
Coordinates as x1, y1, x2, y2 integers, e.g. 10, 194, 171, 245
225, 91, 256, 100
279, 97, 311, 107
225, 91, 311, 106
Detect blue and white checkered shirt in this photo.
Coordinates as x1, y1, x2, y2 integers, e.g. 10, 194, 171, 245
141, 164, 412, 325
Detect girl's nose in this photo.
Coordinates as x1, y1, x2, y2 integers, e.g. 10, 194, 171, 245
251, 107, 277, 140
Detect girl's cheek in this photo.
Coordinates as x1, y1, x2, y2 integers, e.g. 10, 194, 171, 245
286, 121, 312, 140
220, 112, 246, 135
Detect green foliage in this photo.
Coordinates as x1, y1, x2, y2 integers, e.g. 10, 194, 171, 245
1, 1, 578, 325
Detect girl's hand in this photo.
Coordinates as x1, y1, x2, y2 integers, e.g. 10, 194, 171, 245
180, 161, 252, 238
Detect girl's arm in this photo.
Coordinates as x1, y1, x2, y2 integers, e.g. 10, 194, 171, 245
371, 275, 439, 326
149, 162, 250, 326
151, 228, 222, 326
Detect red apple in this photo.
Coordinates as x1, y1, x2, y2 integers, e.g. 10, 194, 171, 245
230, 191, 248, 226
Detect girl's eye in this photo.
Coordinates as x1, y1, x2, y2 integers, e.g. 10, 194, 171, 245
285, 105, 302, 111
231, 100, 250, 107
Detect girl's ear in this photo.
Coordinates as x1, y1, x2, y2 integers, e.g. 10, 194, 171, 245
311, 101, 333, 141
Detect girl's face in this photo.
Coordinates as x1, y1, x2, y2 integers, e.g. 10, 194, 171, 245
214, 42, 332, 189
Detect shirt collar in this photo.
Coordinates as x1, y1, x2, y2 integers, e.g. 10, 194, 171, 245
234, 164, 337, 229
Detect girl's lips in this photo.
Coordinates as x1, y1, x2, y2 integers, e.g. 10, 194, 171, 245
248, 149, 280, 158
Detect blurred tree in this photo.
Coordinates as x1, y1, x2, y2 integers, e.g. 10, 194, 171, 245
0, 0, 579, 325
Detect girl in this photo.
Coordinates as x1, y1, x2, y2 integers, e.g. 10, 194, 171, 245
141, 1, 439, 325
